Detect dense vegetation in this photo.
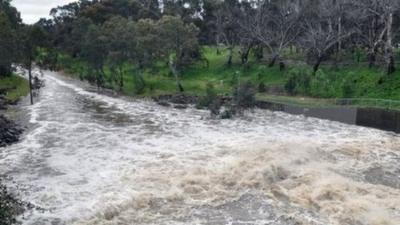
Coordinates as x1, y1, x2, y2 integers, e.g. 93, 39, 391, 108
0, 0, 43, 103
2, 0, 400, 103
33, 0, 400, 102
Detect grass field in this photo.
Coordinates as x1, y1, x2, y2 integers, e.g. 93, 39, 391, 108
57, 46, 400, 109
0, 75, 29, 103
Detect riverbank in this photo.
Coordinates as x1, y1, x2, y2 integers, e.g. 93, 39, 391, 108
55, 47, 400, 111
0, 74, 29, 146
0, 75, 29, 105
0, 74, 30, 224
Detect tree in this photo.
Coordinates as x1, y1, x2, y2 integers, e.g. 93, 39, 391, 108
0, 11, 16, 77
214, 0, 240, 66
156, 15, 200, 92
299, 0, 357, 74
18, 25, 47, 104
355, 0, 400, 74
80, 23, 108, 88
0, 0, 21, 77
244, 0, 302, 67
103, 16, 136, 91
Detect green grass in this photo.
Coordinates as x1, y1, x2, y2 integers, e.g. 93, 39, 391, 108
256, 94, 337, 108
0, 75, 29, 102
57, 46, 400, 109
59, 46, 289, 97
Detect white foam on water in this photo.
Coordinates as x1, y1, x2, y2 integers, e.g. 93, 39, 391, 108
0, 70, 399, 225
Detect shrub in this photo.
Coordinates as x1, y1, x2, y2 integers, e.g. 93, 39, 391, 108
220, 108, 233, 119
197, 83, 221, 116
258, 82, 267, 93
133, 73, 146, 94
285, 67, 312, 95
309, 70, 337, 98
197, 83, 217, 108
232, 81, 256, 111
229, 71, 241, 86
342, 78, 356, 98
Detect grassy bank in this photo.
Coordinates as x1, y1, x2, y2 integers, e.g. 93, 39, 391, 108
0, 75, 29, 103
256, 94, 400, 110
57, 46, 400, 108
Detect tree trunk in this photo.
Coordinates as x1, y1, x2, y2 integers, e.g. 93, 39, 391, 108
313, 57, 323, 75
96, 68, 105, 90
216, 35, 221, 55
169, 56, 184, 93
387, 55, 396, 75
268, 55, 278, 67
368, 50, 376, 68
118, 66, 124, 91
279, 61, 286, 71
386, 12, 395, 75
226, 47, 233, 67
338, 15, 342, 54
255, 46, 263, 61
241, 45, 252, 65
28, 63, 33, 105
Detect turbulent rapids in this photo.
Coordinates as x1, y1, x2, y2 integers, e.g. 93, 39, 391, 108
1, 70, 400, 225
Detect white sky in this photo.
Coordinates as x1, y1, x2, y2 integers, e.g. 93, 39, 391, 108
12, 0, 77, 24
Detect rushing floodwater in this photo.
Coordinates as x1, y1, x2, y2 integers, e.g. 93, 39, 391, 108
1, 70, 400, 225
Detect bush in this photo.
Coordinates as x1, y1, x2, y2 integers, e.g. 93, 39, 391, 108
342, 78, 356, 98
220, 108, 233, 119
285, 67, 312, 95
133, 73, 146, 94
197, 83, 221, 116
309, 70, 337, 98
197, 83, 217, 108
229, 71, 241, 86
232, 81, 256, 111
258, 82, 267, 93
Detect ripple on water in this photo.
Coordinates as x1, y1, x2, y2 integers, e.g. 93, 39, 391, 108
0, 70, 399, 225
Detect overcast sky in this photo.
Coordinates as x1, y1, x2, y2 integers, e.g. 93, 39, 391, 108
12, 0, 76, 24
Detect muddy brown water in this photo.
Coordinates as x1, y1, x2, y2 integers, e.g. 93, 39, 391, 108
0, 70, 399, 225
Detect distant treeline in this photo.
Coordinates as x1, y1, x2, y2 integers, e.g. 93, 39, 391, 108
1, 0, 400, 90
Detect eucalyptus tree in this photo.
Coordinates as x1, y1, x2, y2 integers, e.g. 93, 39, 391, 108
102, 16, 136, 91
214, 0, 241, 66
80, 23, 108, 88
0, 0, 21, 77
0, 11, 17, 77
242, 0, 302, 67
298, 0, 358, 74
156, 15, 200, 92
18, 25, 47, 104
354, 0, 400, 74
236, 1, 257, 66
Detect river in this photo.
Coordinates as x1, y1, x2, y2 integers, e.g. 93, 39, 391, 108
1, 70, 400, 225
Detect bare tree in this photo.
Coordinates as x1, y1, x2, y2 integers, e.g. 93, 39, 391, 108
214, 0, 240, 67
355, 0, 400, 74
242, 0, 302, 67
299, 0, 357, 74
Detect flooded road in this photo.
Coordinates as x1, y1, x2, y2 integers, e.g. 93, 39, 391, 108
1, 70, 400, 225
